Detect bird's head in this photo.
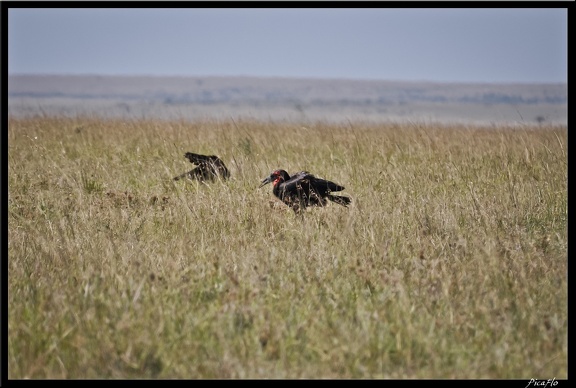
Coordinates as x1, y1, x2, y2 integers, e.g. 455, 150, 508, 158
259, 169, 290, 188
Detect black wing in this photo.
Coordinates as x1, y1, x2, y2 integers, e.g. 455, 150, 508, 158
184, 152, 219, 165
175, 152, 230, 181
281, 173, 325, 207
281, 171, 313, 193
310, 176, 345, 194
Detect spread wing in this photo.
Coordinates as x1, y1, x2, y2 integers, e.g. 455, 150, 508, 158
184, 152, 216, 165
175, 152, 230, 181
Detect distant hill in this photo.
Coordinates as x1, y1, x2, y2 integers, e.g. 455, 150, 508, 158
7, 74, 567, 125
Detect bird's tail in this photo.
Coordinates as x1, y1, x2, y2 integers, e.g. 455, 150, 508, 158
327, 195, 351, 207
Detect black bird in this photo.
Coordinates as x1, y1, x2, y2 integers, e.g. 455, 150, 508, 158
173, 152, 230, 181
259, 169, 351, 213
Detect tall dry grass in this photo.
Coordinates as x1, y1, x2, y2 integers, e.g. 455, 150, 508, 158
8, 116, 567, 379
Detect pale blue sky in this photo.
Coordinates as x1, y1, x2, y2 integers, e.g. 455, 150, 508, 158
8, 7, 568, 83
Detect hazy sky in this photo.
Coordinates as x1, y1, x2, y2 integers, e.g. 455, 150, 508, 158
8, 7, 568, 83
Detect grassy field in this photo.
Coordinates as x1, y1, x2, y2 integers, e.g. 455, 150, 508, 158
7, 116, 567, 379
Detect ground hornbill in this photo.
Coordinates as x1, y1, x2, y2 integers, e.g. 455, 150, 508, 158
173, 152, 230, 181
259, 169, 351, 213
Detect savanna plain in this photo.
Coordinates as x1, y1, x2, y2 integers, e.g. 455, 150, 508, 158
7, 117, 567, 379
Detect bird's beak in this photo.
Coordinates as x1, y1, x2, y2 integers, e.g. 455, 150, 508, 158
259, 175, 272, 188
